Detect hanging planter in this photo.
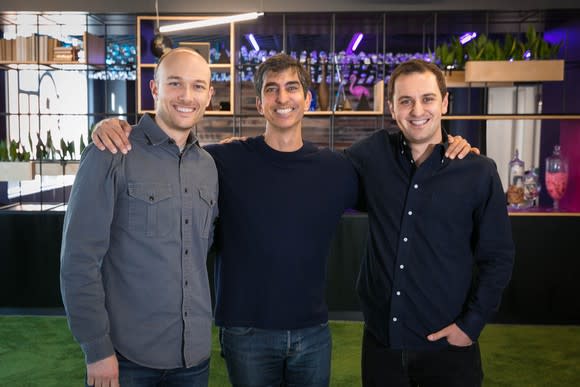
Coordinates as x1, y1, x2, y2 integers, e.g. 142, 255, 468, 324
465, 60, 564, 83
436, 26, 564, 84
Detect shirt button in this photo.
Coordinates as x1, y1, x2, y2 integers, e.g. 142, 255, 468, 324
149, 195, 154, 202
396, 291, 401, 296
184, 311, 188, 317
392, 317, 398, 322
403, 237, 408, 242
400, 264, 405, 269
408, 210, 413, 216
185, 249, 189, 255
185, 219, 189, 224
185, 280, 189, 286
184, 188, 188, 193
401, 150, 404, 154
414, 184, 419, 189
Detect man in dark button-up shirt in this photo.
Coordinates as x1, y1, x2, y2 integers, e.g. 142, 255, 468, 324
346, 59, 514, 387
60, 48, 218, 387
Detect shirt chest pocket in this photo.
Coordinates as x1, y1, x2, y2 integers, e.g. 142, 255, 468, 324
128, 183, 174, 238
197, 187, 217, 239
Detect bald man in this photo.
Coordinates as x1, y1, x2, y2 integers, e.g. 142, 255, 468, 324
60, 48, 218, 387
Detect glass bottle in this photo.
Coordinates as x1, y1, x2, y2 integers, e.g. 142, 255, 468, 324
507, 149, 525, 208
545, 145, 569, 211
523, 168, 541, 209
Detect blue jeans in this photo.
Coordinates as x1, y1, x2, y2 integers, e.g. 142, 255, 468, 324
219, 323, 331, 387
85, 353, 210, 387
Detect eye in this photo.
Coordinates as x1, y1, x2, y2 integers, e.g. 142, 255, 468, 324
399, 99, 412, 106
423, 96, 435, 103
264, 86, 277, 93
287, 85, 299, 92
194, 84, 206, 90
168, 81, 181, 87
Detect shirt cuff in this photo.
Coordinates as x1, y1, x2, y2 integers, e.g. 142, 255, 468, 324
81, 334, 115, 364
456, 312, 486, 342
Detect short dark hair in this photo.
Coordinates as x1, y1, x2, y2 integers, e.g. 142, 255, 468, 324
254, 53, 311, 100
387, 59, 447, 103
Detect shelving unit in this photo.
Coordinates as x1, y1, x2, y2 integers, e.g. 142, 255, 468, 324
0, 12, 136, 204
0, 31, 105, 66
137, 16, 235, 115
1, 10, 578, 212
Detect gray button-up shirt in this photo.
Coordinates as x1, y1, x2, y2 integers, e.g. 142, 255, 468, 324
60, 114, 218, 369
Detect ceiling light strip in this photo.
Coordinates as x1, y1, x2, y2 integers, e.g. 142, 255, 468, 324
159, 12, 264, 33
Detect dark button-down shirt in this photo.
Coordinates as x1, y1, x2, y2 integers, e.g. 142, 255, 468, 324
346, 129, 514, 350
61, 114, 218, 368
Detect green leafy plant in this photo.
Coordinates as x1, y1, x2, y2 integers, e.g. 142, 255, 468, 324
79, 135, 87, 155
518, 25, 562, 60
0, 140, 9, 161
435, 37, 465, 69
59, 138, 75, 161
45, 130, 57, 160
8, 139, 31, 161
435, 27, 563, 70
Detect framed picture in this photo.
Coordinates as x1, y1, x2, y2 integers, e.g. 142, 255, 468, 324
178, 42, 210, 63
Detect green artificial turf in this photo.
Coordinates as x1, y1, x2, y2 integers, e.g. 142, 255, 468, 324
0, 316, 578, 386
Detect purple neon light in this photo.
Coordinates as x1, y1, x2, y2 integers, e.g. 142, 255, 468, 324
459, 32, 477, 45
247, 34, 260, 51
347, 32, 364, 53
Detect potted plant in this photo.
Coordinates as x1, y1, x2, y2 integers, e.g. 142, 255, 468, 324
0, 139, 35, 181
33, 130, 80, 176
435, 26, 564, 84
435, 37, 467, 87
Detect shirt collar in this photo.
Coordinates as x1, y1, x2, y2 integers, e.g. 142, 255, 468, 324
137, 114, 199, 149
398, 128, 450, 166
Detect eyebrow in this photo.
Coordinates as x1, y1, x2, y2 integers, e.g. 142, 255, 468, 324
398, 92, 437, 100
166, 75, 208, 85
264, 80, 301, 89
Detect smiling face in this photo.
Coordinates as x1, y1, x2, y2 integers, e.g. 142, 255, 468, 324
150, 49, 213, 135
256, 67, 311, 134
388, 70, 448, 147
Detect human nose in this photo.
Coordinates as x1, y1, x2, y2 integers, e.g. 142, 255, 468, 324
411, 101, 424, 115
179, 86, 194, 101
276, 88, 289, 103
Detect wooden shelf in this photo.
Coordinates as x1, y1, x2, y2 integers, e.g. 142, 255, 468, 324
509, 211, 580, 217
443, 115, 580, 120
0, 32, 105, 67
139, 109, 233, 116
210, 64, 231, 70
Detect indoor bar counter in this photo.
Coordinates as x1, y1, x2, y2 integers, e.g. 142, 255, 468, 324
2, 205, 579, 325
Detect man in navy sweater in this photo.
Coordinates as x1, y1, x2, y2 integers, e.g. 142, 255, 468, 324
91, 54, 472, 386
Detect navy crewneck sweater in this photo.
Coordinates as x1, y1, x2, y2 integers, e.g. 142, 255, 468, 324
205, 136, 358, 329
